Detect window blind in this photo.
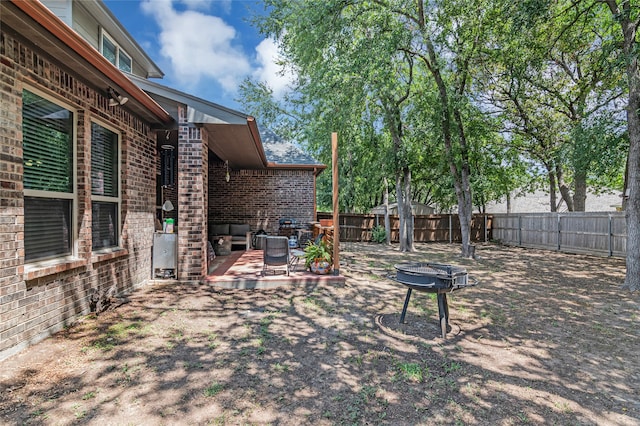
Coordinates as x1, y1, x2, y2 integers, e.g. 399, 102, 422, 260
91, 123, 118, 196
92, 201, 118, 249
91, 122, 119, 250
22, 90, 73, 192
22, 90, 75, 262
24, 197, 72, 262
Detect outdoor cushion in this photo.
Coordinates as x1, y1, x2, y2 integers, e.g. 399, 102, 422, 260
230, 223, 251, 236
211, 223, 230, 235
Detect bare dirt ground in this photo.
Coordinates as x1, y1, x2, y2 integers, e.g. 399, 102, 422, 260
1, 242, 639, 425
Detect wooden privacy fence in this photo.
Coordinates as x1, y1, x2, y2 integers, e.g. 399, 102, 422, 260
491, 212, 627, 258
316, 212, 492, 243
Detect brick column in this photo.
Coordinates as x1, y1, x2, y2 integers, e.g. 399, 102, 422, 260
176, 106, 208, 282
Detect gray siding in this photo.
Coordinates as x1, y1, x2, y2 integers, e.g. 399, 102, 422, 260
73, 3, 100, 49
41, 0, 73, 26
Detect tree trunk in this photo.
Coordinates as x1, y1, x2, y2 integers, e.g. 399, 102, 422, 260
506, 191, 512, 214
548, 171, 558, 212
573, 172, 587, 212
607, 0, 640, 291
395, 174, 408, 251
402, 166, 414, 251
624, 80, 640, 290
623, 29, 640, 291
424, 40, 473, 257
383, 177, 391, 245
556, 165, 575, 211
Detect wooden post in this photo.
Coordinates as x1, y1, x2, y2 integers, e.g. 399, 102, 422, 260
332, 132, 340, 275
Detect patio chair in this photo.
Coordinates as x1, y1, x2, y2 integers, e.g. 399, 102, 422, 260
262, 236, 290, 276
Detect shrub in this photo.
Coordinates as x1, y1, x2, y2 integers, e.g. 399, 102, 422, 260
371, 225, 387, 243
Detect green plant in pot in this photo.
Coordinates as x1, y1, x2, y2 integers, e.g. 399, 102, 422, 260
303, 238, 332, 274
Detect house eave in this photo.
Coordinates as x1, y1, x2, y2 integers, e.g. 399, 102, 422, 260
129, 74, 269, 169
83, 0, 164, 79
4, 0, 172, 127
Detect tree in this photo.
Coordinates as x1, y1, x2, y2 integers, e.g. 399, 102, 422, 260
385, 0, 500, 256
249, 0, 424, 250
480, 1, 624, 212
600, 0, 640, 291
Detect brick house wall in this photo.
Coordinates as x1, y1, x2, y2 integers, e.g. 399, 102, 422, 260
208, 161, 316, 235
176, 111, 208, 282
0, 31, 158, 361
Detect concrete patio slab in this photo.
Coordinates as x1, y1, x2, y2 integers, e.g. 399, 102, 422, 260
204, 249, 345, 289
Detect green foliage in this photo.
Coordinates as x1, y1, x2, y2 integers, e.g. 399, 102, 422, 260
240, 0, 628, 218
371, 225, 386, 243
569, 115, 627, 191
303, 239, 332, 268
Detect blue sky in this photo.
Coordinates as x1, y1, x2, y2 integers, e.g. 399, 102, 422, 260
103, 0, 292, 111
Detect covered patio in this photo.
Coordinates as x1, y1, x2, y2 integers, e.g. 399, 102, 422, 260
129, 75, 325, 283
205, 249, 345, 289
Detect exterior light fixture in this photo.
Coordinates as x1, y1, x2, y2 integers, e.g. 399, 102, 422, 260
162, 200, 174, 212
225, 160, 230, 182
107, 87, 128, 106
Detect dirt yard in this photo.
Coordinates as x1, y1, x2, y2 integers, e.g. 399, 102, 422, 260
1, 242, 638, 425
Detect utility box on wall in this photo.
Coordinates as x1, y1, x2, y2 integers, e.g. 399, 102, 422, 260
153, 232, 177, 278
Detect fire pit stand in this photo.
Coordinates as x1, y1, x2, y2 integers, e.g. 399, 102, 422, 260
389, 262, 477, 338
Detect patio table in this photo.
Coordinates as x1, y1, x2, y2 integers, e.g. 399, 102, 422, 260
290, 248, 305, 271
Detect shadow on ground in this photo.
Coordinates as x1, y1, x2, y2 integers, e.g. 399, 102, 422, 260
1, 243, 638, 425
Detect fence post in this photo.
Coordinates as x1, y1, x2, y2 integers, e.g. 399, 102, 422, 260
608, 213, 613, 257
557, 213, 561, 251
449, 214, 452, 244
518, 215, 522, 246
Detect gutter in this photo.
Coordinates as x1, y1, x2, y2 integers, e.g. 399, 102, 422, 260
10, 0, 172, 125
267, 163, 327, 176
247, 116, 269, 167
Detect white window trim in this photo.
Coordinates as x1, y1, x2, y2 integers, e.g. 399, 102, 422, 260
90, 119, 123, 252
23, 85, 79, 264
99, 28, 132, 73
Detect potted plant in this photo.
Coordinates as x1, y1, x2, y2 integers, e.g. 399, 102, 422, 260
303, 238, 333, 274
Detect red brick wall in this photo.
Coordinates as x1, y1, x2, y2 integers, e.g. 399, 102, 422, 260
0, 31, 157, 360
176, 112, 208, 282
208, 161, 316, 234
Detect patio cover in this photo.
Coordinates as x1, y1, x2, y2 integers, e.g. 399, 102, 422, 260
129, 75, 268, 170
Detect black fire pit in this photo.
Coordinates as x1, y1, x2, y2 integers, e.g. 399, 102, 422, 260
389, 262, 476, 338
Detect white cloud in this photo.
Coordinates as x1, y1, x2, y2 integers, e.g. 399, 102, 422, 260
178, 0, 212, 11
141, 0, 250, 92
252, 38, 294, 98
179, 0, 232, 13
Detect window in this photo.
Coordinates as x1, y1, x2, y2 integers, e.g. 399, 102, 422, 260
91, 122, 120, 250
100, 30, 132, 73
22, 89, 75, 262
